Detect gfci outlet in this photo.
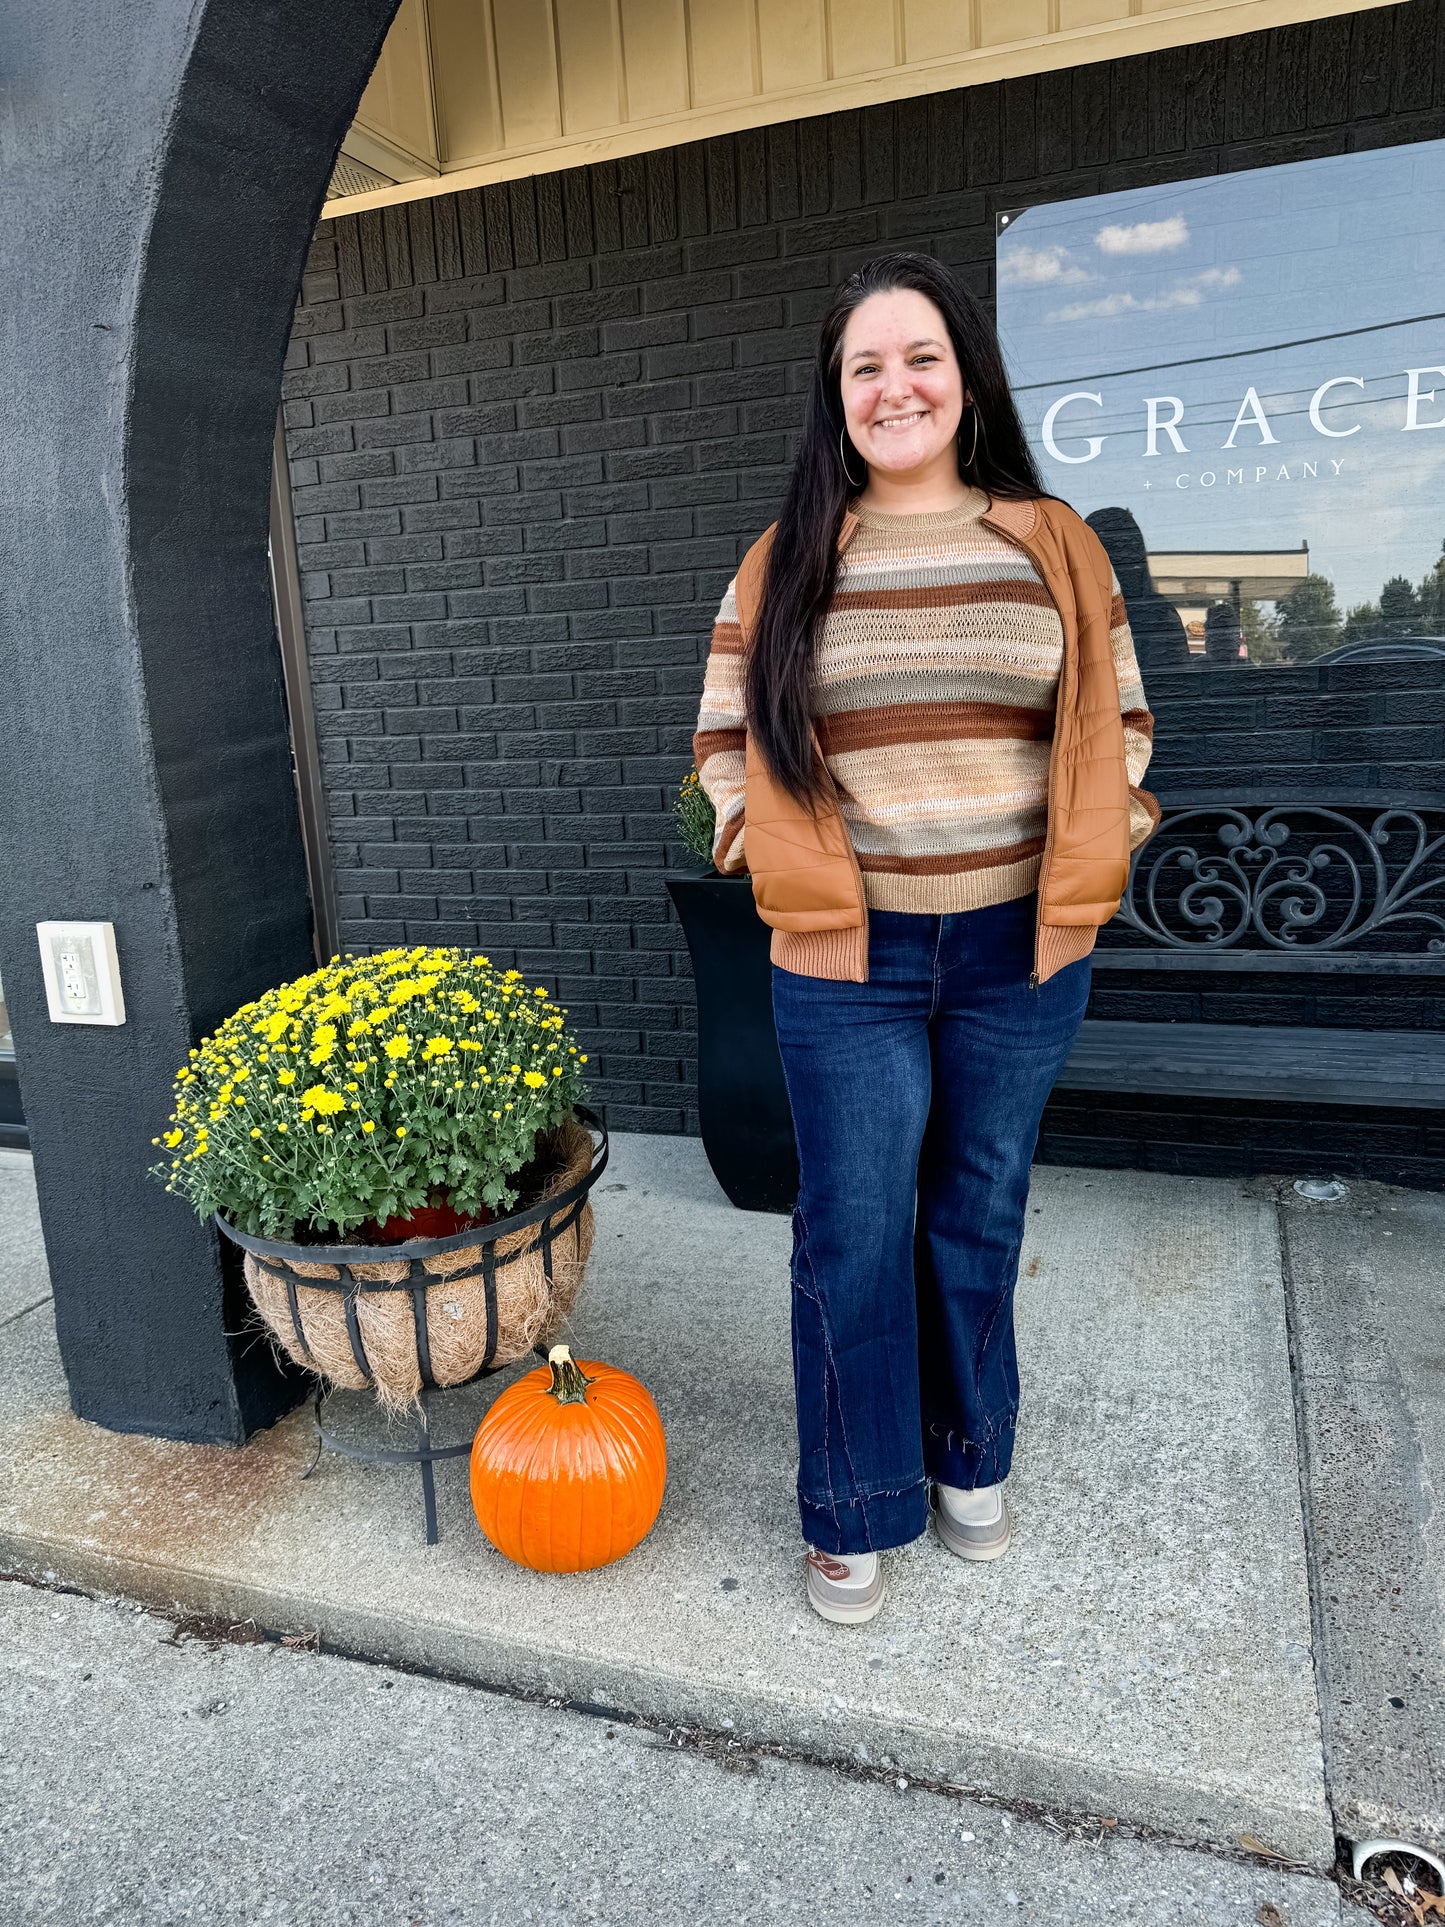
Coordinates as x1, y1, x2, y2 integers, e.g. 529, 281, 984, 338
36, 921, 126, 1026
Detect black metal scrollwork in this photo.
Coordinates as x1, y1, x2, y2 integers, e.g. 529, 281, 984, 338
1111, 806, 1445, 954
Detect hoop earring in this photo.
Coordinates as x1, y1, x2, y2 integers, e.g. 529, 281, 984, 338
838, 427, 865, 489
959, 404, 979, 469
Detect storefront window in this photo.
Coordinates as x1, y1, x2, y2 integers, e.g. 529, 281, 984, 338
0, 970, 11, 1059
998, 141, 1445, 675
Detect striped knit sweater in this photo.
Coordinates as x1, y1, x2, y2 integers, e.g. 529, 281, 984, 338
693, 489, 1155, 916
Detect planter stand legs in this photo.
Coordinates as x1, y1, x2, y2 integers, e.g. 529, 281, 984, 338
302, 1384, 474, 1546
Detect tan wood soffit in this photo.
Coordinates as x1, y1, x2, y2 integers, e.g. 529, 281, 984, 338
325, 0, 1403, 217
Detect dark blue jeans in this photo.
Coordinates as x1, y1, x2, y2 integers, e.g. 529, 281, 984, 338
771, 894, 1091, 1556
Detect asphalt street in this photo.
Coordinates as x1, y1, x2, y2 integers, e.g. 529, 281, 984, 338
0, 1579, 1363, 1927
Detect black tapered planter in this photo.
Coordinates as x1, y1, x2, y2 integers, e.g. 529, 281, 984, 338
667, 873, 799, 1215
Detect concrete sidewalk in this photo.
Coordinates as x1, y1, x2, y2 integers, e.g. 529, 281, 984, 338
0, 1136, 1332, 1867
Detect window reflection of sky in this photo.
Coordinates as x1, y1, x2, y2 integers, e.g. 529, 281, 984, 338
997, 141, 1445, 612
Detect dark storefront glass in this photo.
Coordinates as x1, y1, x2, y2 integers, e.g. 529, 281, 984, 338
0, 970, 22, 1146
998, 142, 1445, 965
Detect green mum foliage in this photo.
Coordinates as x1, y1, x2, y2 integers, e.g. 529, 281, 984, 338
674, 768, 717, 867
149, 947, 588, 1239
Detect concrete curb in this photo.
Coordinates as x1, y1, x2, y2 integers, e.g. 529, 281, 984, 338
0, 1525, 1334, 1868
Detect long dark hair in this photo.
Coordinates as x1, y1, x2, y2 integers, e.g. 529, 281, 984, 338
745, 252, 1044, 804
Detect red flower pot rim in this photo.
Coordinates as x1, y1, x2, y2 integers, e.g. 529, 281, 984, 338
213, 1106, 608, 1285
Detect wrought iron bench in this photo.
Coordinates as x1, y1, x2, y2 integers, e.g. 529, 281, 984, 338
1060, 796, 1445, 1108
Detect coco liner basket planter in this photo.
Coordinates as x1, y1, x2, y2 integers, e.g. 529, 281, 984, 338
216, 1108, 608, 1413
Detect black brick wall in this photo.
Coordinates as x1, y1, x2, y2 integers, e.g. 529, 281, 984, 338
1148, 661, 1445, 796
1039, 1088, 1445, 1189
282, 0, 1445, 1170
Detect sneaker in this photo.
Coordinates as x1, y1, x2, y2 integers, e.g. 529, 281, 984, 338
933, 1483, 1013, 1562
805, 1547, 885, 1625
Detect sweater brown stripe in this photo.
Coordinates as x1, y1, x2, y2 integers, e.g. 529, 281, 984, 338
693, 725, 747, 763
817, 701, 1053, 754
835, 577, 1058, 614
855, 834, 1046, 877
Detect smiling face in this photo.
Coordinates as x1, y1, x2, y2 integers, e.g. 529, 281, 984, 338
838, 287, 969, 484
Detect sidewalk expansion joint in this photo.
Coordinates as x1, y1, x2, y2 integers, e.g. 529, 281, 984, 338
0, 1294, 52, 1334
1272, 1178, 1344, 1849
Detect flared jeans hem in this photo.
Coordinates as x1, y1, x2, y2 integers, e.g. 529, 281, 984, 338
923, 1416, 1018, 1494
797, 1420, 1020, 1555
797, 1477, 930, 1557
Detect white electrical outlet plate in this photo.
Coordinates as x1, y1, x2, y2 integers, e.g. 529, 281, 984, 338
36, 921, 126, 1027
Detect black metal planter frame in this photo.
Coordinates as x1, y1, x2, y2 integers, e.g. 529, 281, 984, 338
215, 1107, 609, 1543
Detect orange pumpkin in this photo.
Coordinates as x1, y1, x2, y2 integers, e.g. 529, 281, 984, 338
469, 1345, 666, 1572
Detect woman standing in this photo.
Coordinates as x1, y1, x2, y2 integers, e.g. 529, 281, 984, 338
692, 253, 1158, 1626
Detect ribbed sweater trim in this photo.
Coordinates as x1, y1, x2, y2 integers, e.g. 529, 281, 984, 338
848, 490, 990, 536
1036, 922, 1098, 982
770, 924, 869, 984
862, 855, 1042, 916
768, 896, 1100, 984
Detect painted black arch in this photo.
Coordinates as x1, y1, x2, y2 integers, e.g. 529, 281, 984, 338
0, 0, 401, 1441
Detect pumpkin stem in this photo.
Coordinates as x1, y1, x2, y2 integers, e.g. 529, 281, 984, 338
547, 1344, 591, 1404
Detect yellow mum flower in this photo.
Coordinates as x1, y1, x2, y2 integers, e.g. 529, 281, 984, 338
362, 1120, 376, 1133
277, 1068, 296, 1085
421, 1036, 453, 1061
395, 1127, 407, 1139
384, 1032, 411, 1060
302, 1086, 347, 1116
250, 1128, 262, 1139
522, 1071, 546, 1089
163, 1129, 183, 1149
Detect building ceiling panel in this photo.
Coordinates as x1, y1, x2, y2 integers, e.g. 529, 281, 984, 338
326, 0, 1404, 217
